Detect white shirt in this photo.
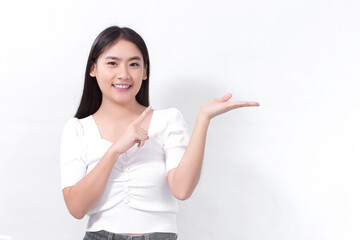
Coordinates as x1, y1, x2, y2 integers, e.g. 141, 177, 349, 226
60, 107, 190, 233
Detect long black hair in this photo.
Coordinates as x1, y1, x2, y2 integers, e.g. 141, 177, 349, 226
74, 26, 150, 119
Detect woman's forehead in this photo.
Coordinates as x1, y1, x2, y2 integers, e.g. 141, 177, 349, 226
101, 39, 143, 60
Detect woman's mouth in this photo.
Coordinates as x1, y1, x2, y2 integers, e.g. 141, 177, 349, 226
113, 84, 132, 91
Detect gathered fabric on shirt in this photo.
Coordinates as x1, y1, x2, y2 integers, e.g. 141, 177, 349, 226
59, 108, 190, 233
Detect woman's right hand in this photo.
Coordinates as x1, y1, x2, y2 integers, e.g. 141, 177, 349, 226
63, 106, 153, 219
110, 106, 153, 155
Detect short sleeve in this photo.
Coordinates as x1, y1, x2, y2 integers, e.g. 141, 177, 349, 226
60, 118, 87, 190
163, 108, 190, 173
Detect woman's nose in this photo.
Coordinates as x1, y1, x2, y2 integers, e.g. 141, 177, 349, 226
116, 65, 130, 79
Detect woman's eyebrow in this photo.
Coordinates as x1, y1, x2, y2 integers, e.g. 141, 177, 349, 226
105, 56, 142, 61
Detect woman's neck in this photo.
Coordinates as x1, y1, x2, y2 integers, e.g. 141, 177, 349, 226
94, 99, 145, 122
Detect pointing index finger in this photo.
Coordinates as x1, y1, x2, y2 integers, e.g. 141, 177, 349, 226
132, 106, 152, 126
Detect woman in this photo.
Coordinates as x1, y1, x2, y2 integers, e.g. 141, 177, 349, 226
60, 26, 259, 240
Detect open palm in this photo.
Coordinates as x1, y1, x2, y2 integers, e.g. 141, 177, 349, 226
200, 93, 260, 121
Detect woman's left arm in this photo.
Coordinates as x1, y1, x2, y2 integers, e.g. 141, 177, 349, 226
167, 93, 259, 200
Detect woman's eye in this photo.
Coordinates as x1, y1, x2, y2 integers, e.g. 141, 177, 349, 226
108, 62, 117, 66
130, 63, 139, 67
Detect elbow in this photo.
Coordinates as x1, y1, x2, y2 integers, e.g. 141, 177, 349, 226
72, 212, 86, 220
63, 187, 87, 219
67, 206, 86, 219
176, 195, 190, 201
74, 214, 85, 220
168, 170, 196, 201
173, 191, 192, 201
64, 199, 87, 219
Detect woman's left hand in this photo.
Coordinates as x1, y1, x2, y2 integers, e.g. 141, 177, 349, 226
199, 93, 260, 121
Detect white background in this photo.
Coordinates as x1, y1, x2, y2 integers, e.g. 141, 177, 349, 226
0, 0, 359, 239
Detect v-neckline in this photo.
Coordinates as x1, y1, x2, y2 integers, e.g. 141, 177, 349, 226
90, 109, 156, 145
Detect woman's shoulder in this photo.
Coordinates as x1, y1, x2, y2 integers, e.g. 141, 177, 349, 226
154, 107, 183, 118
63, 115, 93, 125
154, 107, 187, 128
62, 117, 77, 129
62, 115, 93, 134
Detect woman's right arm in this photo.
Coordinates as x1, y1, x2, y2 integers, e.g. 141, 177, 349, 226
62, 145, 121, 219
62, 107, 152, 219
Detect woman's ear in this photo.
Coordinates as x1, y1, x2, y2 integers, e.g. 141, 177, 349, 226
90, 63, 96, 77
142, 64, 147, 80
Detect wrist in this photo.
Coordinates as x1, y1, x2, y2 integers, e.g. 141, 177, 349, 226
107, 145, 123, 159
197, 111, 211, 125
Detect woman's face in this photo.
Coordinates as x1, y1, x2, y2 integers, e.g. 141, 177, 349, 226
90, 39, 147, 106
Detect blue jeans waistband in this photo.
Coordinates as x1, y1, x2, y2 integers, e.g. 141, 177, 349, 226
83, 230, 178, 240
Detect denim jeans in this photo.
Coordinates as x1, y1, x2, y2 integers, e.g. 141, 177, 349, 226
83, 230, 178, 240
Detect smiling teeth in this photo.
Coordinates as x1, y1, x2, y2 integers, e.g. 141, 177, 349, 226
114, 84, 131, 89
